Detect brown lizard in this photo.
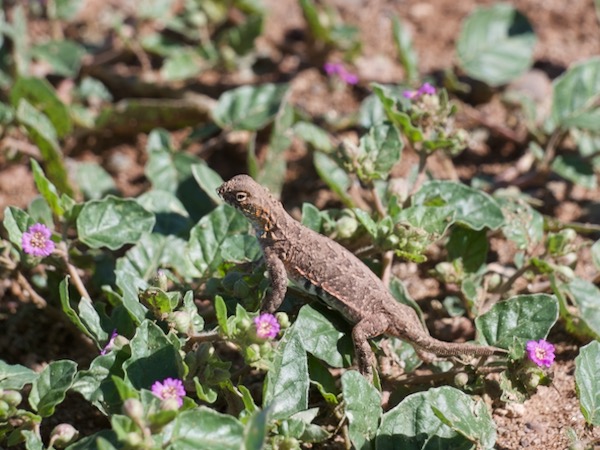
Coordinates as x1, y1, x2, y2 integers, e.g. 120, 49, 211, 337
217, 174, 505, 378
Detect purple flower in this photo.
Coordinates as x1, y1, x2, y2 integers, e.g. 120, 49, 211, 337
21, 223, 55, 257
254, 313, 280, 339
526, 339, 555, 367
323, 62, 359, 85
100, 329, 118, 355
403, 82, 437, 100
151, 378, 185, 407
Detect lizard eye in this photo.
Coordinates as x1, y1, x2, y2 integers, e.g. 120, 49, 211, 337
236, 192, 248, 202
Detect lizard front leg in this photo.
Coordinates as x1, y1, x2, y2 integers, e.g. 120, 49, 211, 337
261, 248, 288, 313
352, 313, 390, 378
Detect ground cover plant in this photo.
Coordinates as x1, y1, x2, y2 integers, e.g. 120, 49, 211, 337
0, 1, 600, 449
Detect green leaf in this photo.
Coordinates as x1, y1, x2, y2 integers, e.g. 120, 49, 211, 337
30, 158, 64, 216
376, 386, 496, 449
431, 393, 497, 449
212, 83, 289, 131
0, 360, 38, 389
551, 58, 600, 132
301, 203, 322, 231
592, 240, 600, 271
563, 278, 600, 339
391, 16, 418, 84
243, 408, 270, 450
221, 235, 262, 263
342, 371, 382, 450
313, 152, 354, 207
123, 320, 183, 390
72, 353, 121, 415
161, 48, 203, 81
357, 123, 403, 180
162, 407, 244, 449
59, 277, 96, 341
447, 227, 488, 273
31, 39, 86, 77
3, 206, 34, 247
191, 163, 224, 205
294, 305, 352, 368
22, 430, 43, 450
293, 121, 333, 152
29, 360, 77, 417
255, 102, 294, 196
397, 205, 456, 236
73, 161, 117, 200
222, 14, 264, 56
187, 204, 249, 278
15, 99, 73, 196
475, 294, 558, 348
457, 4, 535, 86
115, 270, 150, 325
496, 195, 544, 249
137, 190, 191, 236
77, 196, 155, 250
299, 0, 328, 41
264, 329, 309, 420
551, 154, 597, 189
413, 180, 504, 230
11, 76, 72, 137
575, 341, 600, 425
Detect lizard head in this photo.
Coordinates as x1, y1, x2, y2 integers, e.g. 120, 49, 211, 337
217, 175, 281, 231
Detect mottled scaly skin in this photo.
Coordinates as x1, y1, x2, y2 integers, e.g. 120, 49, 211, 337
218, 174, 504, 378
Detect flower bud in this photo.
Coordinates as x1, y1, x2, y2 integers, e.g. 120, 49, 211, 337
161, 397, 181, 411
172, 311, 192, 334
0, 400, 9, 419
336, 216, 359, 239
124, 431, 144, 448
2, 390, 21, 407
275, 312, 291, 329
156, 270, 168, 291
123, 398, 144, 422
453, 372, 470, 388
49, 424, 79, 448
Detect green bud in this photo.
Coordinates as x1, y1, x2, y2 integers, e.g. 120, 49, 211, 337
172, 311, 192, 334
238, 316, 252, 331
161, 397, 180, 411
49, 424, 79, 448
453, 372, 470, 388
275, 312, 290, 329
246, 344, 261, 362
336, 216, 359, 239
156, 270, 168, 291
0, 400, 9, 419
124, 431, 144, 448
123, 398, 144, 422
487, 273, 502, 290
2, 390, 21, 407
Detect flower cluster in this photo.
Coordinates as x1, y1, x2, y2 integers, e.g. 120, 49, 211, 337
254, 313, 280, 339
526, 339, 555, 367
324, 62, 359, 85
151, 378, 186, 407
403, 82, 436, 100
21, 223, 55, 257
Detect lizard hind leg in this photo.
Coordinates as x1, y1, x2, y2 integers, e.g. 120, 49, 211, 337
351, 313, 390, 379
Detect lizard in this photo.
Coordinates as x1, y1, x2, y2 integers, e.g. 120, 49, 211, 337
217, 174, 505, 378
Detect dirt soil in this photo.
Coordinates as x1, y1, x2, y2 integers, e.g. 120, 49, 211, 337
1, 1, 600, 449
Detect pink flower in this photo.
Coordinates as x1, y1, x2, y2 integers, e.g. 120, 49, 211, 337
21, 223, 55, 257
100, 329, 118, 355
526, 339, 555, 367
254, 313, 280, 339
403, 82, 437, 99
151, 378, 185, 407
323, 62, 359, 85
